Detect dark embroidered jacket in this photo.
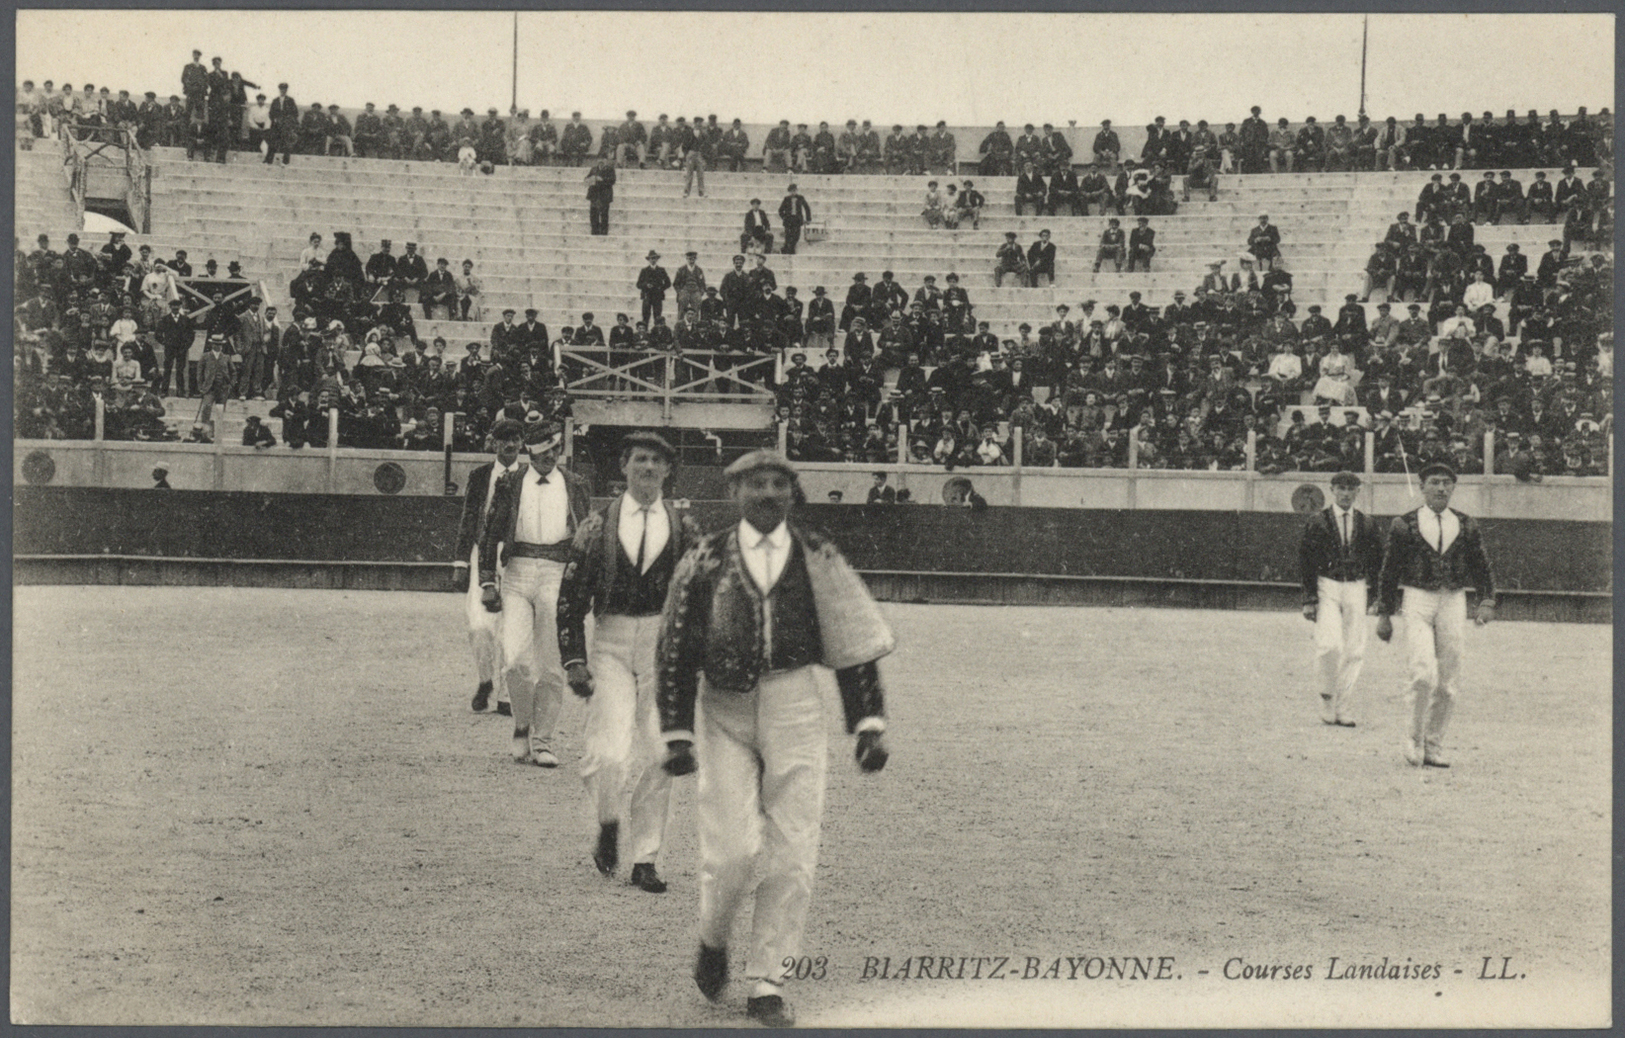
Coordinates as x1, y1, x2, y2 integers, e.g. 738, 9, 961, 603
1376, 507, 1496, 616
555, 496, 702, 668
1298, 507, 1385, 605
657, 522, 885, 737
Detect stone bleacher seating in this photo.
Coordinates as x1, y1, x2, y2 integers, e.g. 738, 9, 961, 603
14, 135, 1602, 447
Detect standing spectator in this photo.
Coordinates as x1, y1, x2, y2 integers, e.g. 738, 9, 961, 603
265, 83, 298, 164
1247, 214, 1281, 271
778, 184, 812, 255
678, 116, 706, 198
658, 450, 891, 1029
181, 49, 207, 122
637, 250, 671, 326
244, 92, 272, 156
673, 251, 706, 318
586, 156, 617, 236
154, 298, 194, 396
236, 299, 271, 398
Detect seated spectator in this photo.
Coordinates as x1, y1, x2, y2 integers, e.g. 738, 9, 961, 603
993, 232, 1028, 288
1247, 214, 1281, 271
1014, 162, 1046, 217
1093, 218, 1126, 273
921, 180, 945, 228
957, 180, 984, 229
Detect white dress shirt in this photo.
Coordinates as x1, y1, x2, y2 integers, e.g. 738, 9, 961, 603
618, 493, 669, 574
1462, 281, 1495, 311
739, 519, 790, 594
1416, 505, 1459, 555
515, 466, 571, 545
1331, 504, 1355, 547
485, 459, 520, 516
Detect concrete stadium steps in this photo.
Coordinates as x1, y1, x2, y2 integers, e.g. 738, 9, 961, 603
38, 144, 1600, 350
14, 146, 82, 238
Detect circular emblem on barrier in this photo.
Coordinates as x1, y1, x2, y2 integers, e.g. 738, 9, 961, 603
373, 462, 407, 495
1291, 484, 1325, 514
21, 450, 56, 485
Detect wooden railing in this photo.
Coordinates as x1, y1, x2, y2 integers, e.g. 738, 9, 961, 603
556, 346, 777, 419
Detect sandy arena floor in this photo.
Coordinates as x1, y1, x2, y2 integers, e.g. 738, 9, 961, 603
10, 586, 1611, 1028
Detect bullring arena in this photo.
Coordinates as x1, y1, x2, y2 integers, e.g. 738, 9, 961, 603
11, 10, 1614, 1030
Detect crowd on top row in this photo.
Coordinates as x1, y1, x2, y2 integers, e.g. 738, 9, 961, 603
17, 57, 1613, 180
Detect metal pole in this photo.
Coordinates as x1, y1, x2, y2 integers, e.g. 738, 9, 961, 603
511, 12, 519, 115
1358, 15, 1369, 119
94, 393, 104, 440
443, 411, 457, 495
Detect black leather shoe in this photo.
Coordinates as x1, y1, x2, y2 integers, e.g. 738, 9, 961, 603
494, 701, 512, 716
746, 994, 795, 1027
471, 681, 492, 712
694, 943, 728, 1001
593, 822, 619, 876
629, 862, 667, 893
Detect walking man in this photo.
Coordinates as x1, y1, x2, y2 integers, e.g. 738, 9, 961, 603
1375, 462, 1497, 767
659, 450, 893, 1027
454, 418, 526, 716
478, 423, 593, 766
1298, 471, 1384, 727
557, 432, 702, 894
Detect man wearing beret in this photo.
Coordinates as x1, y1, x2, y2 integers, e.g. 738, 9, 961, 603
1375, 463, 1496, 767
1299, 471, 1384, 727
557, 432, 702, 894
454, 418, 526, 716
479, 424, 593, 766
659, 450, 891, 1027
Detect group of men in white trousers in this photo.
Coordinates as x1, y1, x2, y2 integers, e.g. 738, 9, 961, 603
1301, 464, 1497, 767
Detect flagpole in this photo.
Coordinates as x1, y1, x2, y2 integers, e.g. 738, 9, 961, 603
511, 12, 519, 114
1358, 15, 1368, 119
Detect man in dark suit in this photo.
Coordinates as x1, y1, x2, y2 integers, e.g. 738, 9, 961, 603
1299, 470, 1385, 727
1127, 217, 1156, 272
1375, 463, 1497, 768
1026, 229, 1056, 288
637, 250, 672, 326
557, 432, 703, 894
154, 297, 195, 396
454, 418, 527, 715
478, 423, 594, 767
777, 184, 812, 255
740, 198, 774, 254
586, 157, 617, 235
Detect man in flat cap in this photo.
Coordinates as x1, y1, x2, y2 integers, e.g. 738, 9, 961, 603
478, 423, 593, 767
454, 418, 525, 716
556, 431, 702, 894
659, 450, 892, 1027
1299, 471, 1385, 727
1375, 462, 1497, 767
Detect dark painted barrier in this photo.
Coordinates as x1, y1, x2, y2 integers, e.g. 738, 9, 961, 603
15, 487, 1609, 598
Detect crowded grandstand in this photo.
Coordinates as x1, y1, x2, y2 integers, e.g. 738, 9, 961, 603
14, 65, 1614, 480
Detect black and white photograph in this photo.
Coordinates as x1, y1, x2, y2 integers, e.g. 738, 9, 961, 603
10, 9, 1614, 1029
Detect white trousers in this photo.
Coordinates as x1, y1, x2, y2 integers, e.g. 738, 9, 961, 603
498, 556, 566, 746
464, 545, 507, 704
1314, 577, 1368, 720
696, 666, 827, 988
580, 613, 672, 865
1400, 586, 1466, 754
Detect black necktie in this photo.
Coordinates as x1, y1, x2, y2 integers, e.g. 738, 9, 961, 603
634, 506, 649, 572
